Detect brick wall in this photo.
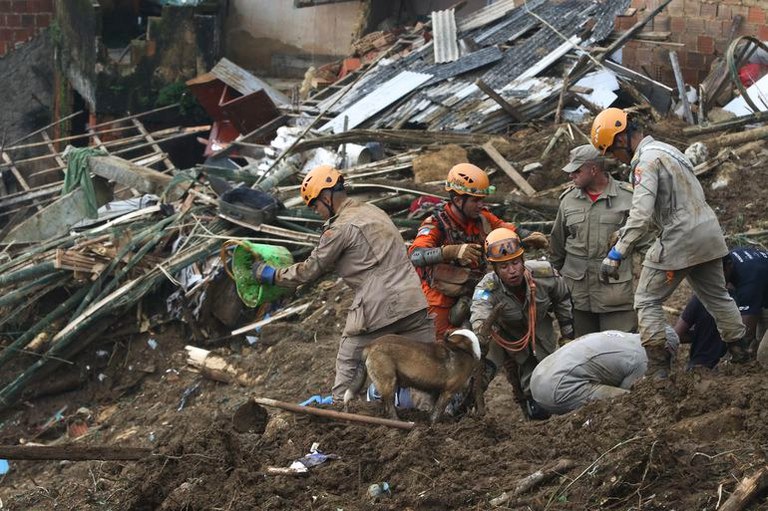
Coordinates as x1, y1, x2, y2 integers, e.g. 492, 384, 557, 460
0, 0, 54, 56
618, 0, 768, 87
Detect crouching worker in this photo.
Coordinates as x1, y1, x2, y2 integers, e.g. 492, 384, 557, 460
250, 165, 435, 401
530, 327, 679, 415
470, 228, 574, 420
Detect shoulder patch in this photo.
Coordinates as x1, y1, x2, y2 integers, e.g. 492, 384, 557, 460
417, 225, 436, 237
473, 288, 492, 301
559, 185, 577, 200
525, 260, 555, 278
619, 181, 634, 193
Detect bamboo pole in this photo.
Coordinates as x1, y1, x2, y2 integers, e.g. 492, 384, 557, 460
0, 262, 58, 287
0, 272, 68, 308
252, 397, 416, 430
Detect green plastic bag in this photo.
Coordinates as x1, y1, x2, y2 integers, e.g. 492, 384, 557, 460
221, 240, 294, 308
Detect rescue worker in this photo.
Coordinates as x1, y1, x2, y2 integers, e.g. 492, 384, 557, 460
530, 327, 679, 415
723, 248, 768, 363
251, 165, 435, 401
409, 163, 548, 338
470, 228, 574, 419
550, 144, 638, 336
591, 107, 748, 378
674, 294, 727, 370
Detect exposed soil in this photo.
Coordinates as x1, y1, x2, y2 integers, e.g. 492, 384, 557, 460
2, 120, 768, 510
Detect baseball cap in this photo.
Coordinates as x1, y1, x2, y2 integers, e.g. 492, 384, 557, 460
562, 144, 603, 173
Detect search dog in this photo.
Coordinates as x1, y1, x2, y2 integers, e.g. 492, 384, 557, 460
343, 329, 481, 423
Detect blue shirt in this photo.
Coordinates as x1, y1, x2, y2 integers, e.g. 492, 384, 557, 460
728, 248, 768, 315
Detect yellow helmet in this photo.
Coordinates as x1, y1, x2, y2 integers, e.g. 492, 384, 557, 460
445, 163, 495, 197
300, 165, 342, 206
591, 107, 628, 155
485, 228, 523, 262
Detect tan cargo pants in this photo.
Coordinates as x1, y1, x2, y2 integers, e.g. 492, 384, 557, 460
333, 309, 435, 401
635, 258, 745, 348
573, 309, 638, 337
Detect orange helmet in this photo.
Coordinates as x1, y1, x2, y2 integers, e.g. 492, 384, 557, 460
300, 165, 342, 206
591, 108, 628, 154
445, 163, 495, 197
485, 228, 523, 262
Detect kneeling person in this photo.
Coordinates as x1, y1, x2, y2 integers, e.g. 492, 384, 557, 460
530, 327, 679, 415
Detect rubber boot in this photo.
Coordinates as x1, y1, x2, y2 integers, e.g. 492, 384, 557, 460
727, 336, 753, 364
644, 344, 671, 379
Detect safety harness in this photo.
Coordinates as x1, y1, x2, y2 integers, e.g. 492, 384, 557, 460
490, 269, 538, 353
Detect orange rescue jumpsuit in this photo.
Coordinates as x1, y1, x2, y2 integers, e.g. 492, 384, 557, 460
409, 204, 519, 338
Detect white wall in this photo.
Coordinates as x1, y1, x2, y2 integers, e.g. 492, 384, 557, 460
225, 0, 364, 74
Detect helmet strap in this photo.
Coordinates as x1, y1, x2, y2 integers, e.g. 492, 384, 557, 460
453, 194, 470, 221
319, 190, 335, 217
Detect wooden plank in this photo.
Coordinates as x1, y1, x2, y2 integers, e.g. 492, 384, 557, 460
131, 118, 175, 172
475, 79, 525, 122
1, 152, 31, 191
0, 445, 150, 460
41, 131, 67, 170
482, 141, 536, 196
87, 155, 172, 195
669, 51, 694, 124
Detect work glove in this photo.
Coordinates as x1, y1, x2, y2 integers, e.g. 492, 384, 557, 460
599, 247, 622, 284
521, 231, 549, 250
251, 260, 277, 285
442, 243, 483, 266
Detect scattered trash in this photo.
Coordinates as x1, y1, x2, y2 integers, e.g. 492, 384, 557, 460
245, 336, 259, 346
367, 482, 391, 500
147, 339, 158, 350
266, 442, 339, 475
0, 459, 9, 475
177, 381, 202, 412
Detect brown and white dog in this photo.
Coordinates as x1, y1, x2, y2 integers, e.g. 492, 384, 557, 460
343, 329, 481, 423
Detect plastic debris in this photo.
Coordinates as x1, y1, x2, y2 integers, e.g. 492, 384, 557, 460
147, 339, 158, 350
299, 395, 333, 406
178, 381, 202, 412
367, 482, 391, 500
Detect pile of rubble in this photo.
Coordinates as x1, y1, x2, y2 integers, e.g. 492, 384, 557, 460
1, 1, 768, 507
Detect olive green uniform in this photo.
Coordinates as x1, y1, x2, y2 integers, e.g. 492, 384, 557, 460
550, 176, 637, 336
470, 261, 573, 399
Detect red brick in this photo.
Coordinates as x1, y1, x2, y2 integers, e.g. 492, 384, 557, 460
20, 13, 32, 26
9, 0, 25, 13
653, 15, 671, 31
5, 12, 18, 25
0, 1, 10, 13
759, 24, 768, 41
0, 28, 11, 40
685, 17, 706, 35
687, 51, 705, 69
670, 16, 685, 34
667, 0, 684, 16
683, 0, 700, 16
35, 12, 48, 27
729, 5, 749, 18
12, 27, 26, 41
682, 68, 699, 84
697, 35, 715, 54
39, 0, 51, 11
748, 6, 766, 24
699, 3, 718, 18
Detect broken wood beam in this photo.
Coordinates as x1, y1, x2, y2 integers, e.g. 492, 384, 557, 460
185, 346, 255, 386
292, 129, 493, 153
669, 51, 694, 124
87, 155, 172, 196
683, 111, 768, 136
252, 397, 416, 430
718, 466, 768, 511
474, 79, 525, 122
702, 125, 768, 153
482, 141, 536, 196
0, 445, 151, 461
490, 459, 577, 507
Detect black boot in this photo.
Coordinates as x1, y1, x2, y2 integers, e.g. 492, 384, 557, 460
645, 344, 671, 379
728, 336, 753, 364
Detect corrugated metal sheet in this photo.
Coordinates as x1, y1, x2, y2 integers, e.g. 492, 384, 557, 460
456, 0, 518, 33
320, 71, 433, 133
208, 58, 290, 105
432, 8, 459, 64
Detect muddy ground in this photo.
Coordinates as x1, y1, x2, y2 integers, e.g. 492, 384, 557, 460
1, 119, 768, 510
